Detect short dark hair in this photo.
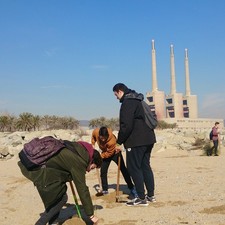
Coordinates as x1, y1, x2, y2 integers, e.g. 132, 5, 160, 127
92, 150, 102, 168
99, 126, 109, 139
113, 83, 128, 92
215, 122, 219, 125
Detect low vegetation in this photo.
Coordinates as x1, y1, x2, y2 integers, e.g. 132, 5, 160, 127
89, 117, 177, 130
192, 137, 220, 156
1, 113, 177, 132
89, 117, 119, 130
157, 120, 177, 129
0, 113, 79, 132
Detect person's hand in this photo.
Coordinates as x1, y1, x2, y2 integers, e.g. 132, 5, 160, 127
115, 147, 121, 154
90, 215, 99, 224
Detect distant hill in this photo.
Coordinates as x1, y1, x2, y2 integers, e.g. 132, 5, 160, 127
79, 120, 89, 127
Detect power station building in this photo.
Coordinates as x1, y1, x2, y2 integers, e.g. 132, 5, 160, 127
145, 40, 223, 129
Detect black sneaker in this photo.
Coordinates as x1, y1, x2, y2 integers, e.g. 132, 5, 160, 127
145, 195, 156, 202
126, 198, 149, 206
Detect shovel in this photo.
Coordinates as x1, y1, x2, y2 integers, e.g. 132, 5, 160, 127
68, 181, 86, 225
95, 168, 104, 197
115, 153, 121, 202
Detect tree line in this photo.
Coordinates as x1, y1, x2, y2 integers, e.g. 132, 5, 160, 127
0, 113, 176, 132
0, 113, 79, 132
89, 117, 176, 130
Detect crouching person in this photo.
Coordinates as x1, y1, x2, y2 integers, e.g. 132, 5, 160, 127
18, 140, 102, 225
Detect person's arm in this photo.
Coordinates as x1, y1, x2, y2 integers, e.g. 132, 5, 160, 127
117, 100, 136, 144
71, 168, 94, 216
70, 166, 99, 224
58, 150, 95, 217
73, 173, 99, 224
91, 130, 97, 146
101, 144, 115, 158
101, 131, 117, 158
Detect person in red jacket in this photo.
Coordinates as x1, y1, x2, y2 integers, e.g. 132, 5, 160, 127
209, 122, 220, 156
91, 126, 138, 198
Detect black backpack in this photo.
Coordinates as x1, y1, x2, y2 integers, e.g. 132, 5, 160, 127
141, 101, 158, 130
209, 129, 213, 140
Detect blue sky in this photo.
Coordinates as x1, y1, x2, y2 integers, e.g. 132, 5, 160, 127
0, 0, 225, 120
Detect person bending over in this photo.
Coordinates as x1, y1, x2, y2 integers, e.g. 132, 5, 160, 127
91, 126, 138, 198
18, 140, 102, 225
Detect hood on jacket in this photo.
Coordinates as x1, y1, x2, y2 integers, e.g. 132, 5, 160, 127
120, 89, 144, 103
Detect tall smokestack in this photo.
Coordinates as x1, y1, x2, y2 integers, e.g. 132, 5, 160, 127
170, 44, 176, 95
185, 48, 191, 96
151, 40, 158, 92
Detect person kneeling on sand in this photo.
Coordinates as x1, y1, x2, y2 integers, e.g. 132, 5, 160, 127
18, 140, 102, 225
91, 126, 138, 198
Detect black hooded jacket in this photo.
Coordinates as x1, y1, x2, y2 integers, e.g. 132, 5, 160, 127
117, 89, 156, 148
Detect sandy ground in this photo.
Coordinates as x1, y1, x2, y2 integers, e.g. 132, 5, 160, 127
1, 145, 225, 225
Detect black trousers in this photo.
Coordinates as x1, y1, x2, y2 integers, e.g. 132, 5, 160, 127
100, 152, 134, 191
35, 193, 68, 225
126, 144, 155, 199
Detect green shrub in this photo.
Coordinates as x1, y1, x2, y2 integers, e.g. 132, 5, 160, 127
193, 138, 205, 147
202, 141, 212, 156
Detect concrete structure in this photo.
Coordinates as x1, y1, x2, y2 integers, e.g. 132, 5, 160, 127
165, 45, 184, 119
163, 118, 224, 130
146, 40, 224, 129
146, 40, 165, 120
183, 49, 198, 118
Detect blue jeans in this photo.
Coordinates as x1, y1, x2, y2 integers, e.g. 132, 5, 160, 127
211, 140, 219, 155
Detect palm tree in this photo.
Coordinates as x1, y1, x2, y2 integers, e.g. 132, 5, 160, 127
107, 118, 119, 131
32, 115, 41, 131
62, 116, 79, 129
0, 114, 16, 132
6, 115, 16, 132
89, 118, 99, 128
42, 115, 51, 130
89, 117, 119, 130
16, 112, 34, 131
0, 115, 9, 131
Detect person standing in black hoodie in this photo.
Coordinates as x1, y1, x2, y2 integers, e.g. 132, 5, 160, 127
112, 83, 156, 206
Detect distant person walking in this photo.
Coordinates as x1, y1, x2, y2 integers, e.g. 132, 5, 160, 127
208, 122, 220, 156
112, 83, 156, 206
91, 126, 138, 198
